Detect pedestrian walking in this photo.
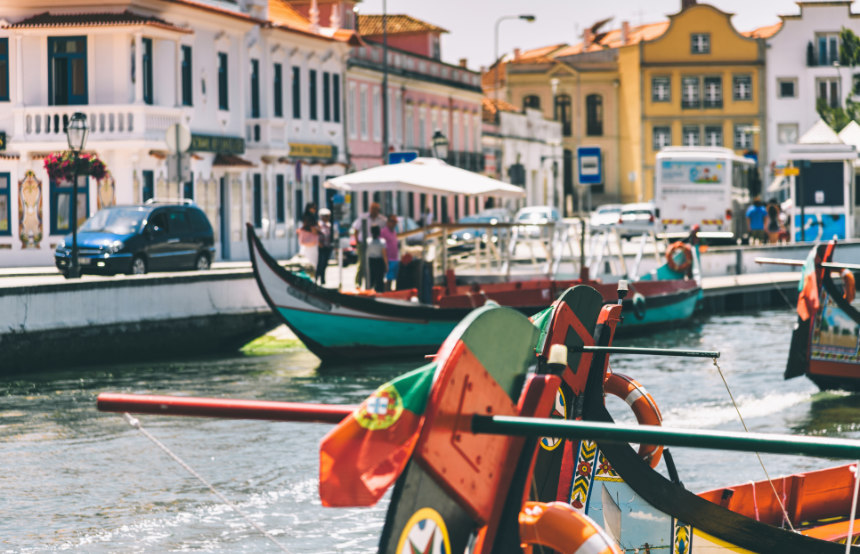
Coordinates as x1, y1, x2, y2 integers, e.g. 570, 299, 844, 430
745, 196, 768, 244
366, 225, 388, 293
351, 202, 386, 288
766, 199, 781, 244
297, 213, 319, 278
380, 214, 400, 290
316, 208, 333, 285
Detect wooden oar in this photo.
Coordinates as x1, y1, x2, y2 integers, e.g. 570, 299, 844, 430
472, 415, 860, 459
571, 345, 720, 358
97, 393, 355, 423
756, 257, 860, 271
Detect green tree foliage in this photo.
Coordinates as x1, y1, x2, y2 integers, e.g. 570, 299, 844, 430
818, 27, 860, 131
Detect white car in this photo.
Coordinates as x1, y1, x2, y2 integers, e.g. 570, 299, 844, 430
514, 206, 561, 238
618, 202, 657, 239
589, 204, 624, 234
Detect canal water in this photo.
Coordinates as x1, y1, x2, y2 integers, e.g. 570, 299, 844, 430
2, 308, 859, 553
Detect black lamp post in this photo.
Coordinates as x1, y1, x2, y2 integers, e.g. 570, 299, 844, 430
431, 130, 449, 160
66, 112, 89, 279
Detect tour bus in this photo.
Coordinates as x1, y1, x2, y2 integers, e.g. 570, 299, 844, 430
654, 146, 757, 240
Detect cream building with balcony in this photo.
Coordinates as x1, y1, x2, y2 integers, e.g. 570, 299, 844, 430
0, 0, 354, 266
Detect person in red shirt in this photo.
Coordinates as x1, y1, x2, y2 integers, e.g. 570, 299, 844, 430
380, 214, 400, 289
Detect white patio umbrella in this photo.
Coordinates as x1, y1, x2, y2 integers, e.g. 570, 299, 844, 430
324, 157, 526, 199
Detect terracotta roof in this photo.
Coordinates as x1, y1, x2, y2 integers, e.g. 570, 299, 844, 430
481, 97, 518, 122
268, 0, 311, 32
482, 43, 567, 91
551, 21, 669, 57
213, 154, 256, 167
2, 10, 192, 33
162, 0, 263, 25
357, 14, 448, 36
743, 21, 782, 39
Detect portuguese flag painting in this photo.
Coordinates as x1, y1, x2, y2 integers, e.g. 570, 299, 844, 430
319, 362, 436, 507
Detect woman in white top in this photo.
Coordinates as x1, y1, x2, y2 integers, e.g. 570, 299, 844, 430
297, 213, 319, 276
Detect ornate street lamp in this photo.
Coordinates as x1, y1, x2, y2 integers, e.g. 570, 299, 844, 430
431, 130, 449, 160
65, 112, 89, 279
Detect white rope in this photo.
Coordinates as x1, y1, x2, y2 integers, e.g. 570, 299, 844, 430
711, 358, 795, 532
846, 462, 860, 554
122, 413, 290, 553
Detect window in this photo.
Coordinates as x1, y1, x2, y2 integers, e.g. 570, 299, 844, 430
292, 66, 301, 118
273, 63, 283, 117
142, 38, 153, 105
523, 94, 540, 110
682, 125, 700, 146
0, 173, 9, 235
818, 77, 840, 108
250, 58, 260, 118
181, 45, 192, 106
312, 176, 320, 208
276, 174, 285, 223
681, 76, 699, 109
218, 52, 228, 110
309, 69, 317, 120
418, 107, 426, 147
333, 74, 340, 122
854, 74, 860, 96
691, 33, 710, 54
554, 94, 572, 136
0, 39, 7, 102
653, 126, 671, 150
372, 88, 381, 141
359, 85, 368, 138
253, 174, 262, 228
49, 37, 87, 105
347, 82, 356, 137
142, 170, 154, 202
703, 77, 722, 108
323, 72, 331, 122
817, 33, 839, 66
295, 188, 303, 223
183, 174, 194, 201
732, 74, 752, 101
393, 92, 401, 143
651, 76, 670, 102
405, 104, 414, 146
778, 78, 796, 98
453, 111, 460, 150
586, 94, 603, 136
777, 123, 799, 144
734, 125, 753, 149
50, 174, 89, 235
704, 125, 723, 146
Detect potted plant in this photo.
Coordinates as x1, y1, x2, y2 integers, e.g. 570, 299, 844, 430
43, 151, 108, 183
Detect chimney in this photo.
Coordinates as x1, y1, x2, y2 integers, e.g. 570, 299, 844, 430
681, 0, 697, 10
621, 21, 630, 45
513, 48, 521, 60
459, 58, 468, 68
583, 28, 593, 49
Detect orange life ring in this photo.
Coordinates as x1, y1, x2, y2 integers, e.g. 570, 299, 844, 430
603, 372, 663, 468
666, 241, 693, 273
842, 269, 856, 303
519, 501, 622, 554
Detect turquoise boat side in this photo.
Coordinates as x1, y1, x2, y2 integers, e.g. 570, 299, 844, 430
276, 306, 458, 349
622, 291, 701, 328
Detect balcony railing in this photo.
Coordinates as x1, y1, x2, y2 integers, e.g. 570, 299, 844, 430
14, 104, 183, 144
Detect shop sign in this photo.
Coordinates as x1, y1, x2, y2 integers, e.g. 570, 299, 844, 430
190, 134, 245, 154
289, 143, 335, 159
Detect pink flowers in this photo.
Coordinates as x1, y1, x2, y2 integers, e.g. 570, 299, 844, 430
44, 150, 108, 183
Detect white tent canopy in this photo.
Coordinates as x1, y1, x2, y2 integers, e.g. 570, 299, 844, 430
324, 157, 526, 199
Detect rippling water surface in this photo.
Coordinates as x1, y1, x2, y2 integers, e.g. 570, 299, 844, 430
2, 308, 859, 553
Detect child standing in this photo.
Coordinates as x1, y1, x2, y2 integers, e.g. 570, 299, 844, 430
366, 225, 388, 292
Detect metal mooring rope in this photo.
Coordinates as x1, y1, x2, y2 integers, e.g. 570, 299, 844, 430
122, 413, 290, 553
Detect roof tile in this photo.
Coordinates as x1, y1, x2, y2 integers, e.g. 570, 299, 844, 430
3, 10, 191, 33
357, 14, 448, 36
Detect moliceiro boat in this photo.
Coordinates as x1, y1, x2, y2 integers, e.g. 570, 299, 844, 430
247, 223, 702, 363
100, 284, 860, 552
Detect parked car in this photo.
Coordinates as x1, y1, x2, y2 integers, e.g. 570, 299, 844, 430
448, 208, 512, 251
589, 203, 624, 234
617, 202, 657, 239
514, 205, 561, 238
54, 200, 215, 276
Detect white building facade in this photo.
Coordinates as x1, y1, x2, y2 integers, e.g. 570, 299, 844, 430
765, 0, 860, 194
0, 0, 351, 266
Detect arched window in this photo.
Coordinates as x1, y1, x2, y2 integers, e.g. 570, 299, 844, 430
554, 94, 572, 137
523, 94, 540, 111
586, 94, 603, 136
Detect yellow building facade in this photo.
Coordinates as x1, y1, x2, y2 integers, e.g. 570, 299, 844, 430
618, 4, 765, 202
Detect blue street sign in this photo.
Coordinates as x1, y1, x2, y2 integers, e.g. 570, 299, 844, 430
388, 150, 419, 164
577, 147, 602, 185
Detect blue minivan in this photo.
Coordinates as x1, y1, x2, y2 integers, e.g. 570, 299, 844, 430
54, 201, 215, 276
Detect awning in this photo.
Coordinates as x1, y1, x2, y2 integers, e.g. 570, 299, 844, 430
324, 157, 525, 199
212, 153, 255, 167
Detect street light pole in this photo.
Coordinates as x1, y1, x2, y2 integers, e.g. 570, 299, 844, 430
65, 112, 89, 279
493, 14, 535, 180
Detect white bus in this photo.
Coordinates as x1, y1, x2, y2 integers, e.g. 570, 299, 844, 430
655, 146, 757, 239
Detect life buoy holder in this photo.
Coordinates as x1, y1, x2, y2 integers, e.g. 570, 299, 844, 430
519, 501, 622, 554
842, 269, 856, 303
632, 292, 646, 320
666, 241, 693, 273
603, 372, 663, 468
